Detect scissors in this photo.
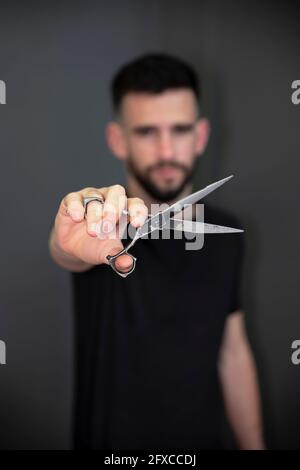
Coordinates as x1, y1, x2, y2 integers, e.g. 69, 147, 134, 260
84, 175, 243, 278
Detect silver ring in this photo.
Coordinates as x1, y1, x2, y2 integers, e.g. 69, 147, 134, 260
83, 196, 104, 215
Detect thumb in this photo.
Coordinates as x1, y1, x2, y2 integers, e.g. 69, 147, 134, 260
107, 246, 134, 274
96, 240, 133, 273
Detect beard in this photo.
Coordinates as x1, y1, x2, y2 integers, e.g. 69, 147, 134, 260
126, 157, 199, 202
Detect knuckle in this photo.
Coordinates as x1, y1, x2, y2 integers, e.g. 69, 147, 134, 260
86, 188, 100, 197
111, 184, 125, 193
82, 187, 94, 192
130, 197, 145, 206
65, 191, 79, 202
129, 198, 147, 214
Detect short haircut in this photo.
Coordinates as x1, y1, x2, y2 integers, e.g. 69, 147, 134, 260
111, 52, 200, 113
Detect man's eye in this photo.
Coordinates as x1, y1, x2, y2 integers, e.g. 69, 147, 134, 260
136, 128, 155, 136
173, 125, 194, 134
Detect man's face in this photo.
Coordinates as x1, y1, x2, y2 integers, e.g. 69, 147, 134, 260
111, 89, 209, 201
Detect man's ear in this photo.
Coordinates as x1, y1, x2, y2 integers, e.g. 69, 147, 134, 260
195, 118, 210, 155
105, 121, 128, 160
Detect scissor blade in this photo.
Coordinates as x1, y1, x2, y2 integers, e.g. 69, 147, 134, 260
160, 175, 234, 221
134, 175, 234, 241
167, 219, 244, 234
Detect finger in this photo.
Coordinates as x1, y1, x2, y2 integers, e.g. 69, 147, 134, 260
63, 192, 85, 222
114, 254, 134, 273
82, 189, 105, 236
127, 197, 148, 227
106, 246, 134, 273
102, 185, 127, 234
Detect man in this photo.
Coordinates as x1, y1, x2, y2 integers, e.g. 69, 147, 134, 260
49, 53, 265, 450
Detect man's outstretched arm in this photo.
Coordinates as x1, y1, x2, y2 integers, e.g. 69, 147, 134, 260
218, 311, 266, 450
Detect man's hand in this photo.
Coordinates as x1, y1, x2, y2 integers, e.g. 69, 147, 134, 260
49, 185, 148, 273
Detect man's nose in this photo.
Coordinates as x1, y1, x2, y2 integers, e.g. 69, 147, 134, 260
157, 133, 174, 161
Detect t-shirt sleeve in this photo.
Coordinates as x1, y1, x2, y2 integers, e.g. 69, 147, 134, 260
229, 231, 245, 314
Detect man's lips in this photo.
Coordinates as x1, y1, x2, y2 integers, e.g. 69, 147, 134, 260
151, 166, 182, 179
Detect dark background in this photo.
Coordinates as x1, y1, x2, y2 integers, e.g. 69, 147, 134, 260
0, 0, 300, 449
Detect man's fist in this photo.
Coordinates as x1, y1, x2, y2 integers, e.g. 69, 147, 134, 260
49, 185, 148, 274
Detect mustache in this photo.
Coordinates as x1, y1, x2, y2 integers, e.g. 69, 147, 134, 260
126, 156, 199, 202
147, 161, 189, 174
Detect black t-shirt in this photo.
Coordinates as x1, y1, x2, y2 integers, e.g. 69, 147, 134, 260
71, 203, 244, 450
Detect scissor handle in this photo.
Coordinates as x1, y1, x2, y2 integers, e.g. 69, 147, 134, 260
106, 248, 137, 278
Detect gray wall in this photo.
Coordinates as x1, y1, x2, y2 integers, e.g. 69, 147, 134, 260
0, 0, 299, 449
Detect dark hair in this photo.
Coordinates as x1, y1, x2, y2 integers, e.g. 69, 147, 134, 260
111, 52, 200, 113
